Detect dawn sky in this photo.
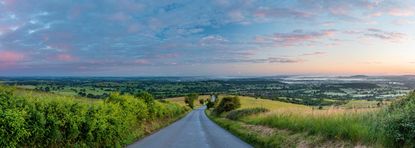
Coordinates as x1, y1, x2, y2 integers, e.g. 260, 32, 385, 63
0, 0, 415, 76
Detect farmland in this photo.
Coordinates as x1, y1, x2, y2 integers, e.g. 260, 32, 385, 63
1, 76, 415, 147
1, 75, 413, 106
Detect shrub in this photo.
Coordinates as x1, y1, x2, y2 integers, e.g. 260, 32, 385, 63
199, 99, 205, 105
0, 86, 187, 147
214, 96, 241, 114
206, 100, 215, 109
135, 91, 156, 118
0, 87, 30, 146
380, 91, 415, 147
226, 107, 269, 120
185, 93, 198, 109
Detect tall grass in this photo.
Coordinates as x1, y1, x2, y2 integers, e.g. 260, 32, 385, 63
208, 93, 415, 147
226, 107, 269, 120
225, 92, 415, 147
246, 110, 378, 143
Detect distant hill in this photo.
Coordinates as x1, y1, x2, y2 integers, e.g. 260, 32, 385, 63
349, 75, 369, 78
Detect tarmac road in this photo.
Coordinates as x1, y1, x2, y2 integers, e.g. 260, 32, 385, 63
128, 106, 252, 148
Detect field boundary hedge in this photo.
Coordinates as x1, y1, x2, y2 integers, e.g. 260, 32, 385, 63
0, 86, 188, 147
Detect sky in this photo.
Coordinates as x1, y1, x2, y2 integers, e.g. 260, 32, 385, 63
0, 0, 415, 76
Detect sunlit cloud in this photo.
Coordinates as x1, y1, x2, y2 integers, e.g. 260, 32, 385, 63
0, 0, 414, 75
255, 29, 336, 47
364, 28, 406, 41
301, 51, 326, 56
200, 35, 228, 46
135, 59, 151, 65
54, 53, 77, 62
0, 50, 25, 62
387, 8, 414, 17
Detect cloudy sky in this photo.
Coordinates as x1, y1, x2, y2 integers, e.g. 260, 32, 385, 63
0, 0, 415, 76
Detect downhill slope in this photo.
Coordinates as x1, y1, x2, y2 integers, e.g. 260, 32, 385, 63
128, 106, 252, 148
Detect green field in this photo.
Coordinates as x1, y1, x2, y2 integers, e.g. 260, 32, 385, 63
341, 99, 388, 109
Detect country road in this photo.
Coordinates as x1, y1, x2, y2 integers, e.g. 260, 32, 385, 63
128, 106, 252, 148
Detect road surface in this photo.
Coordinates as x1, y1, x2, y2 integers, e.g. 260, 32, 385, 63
128, 106, 252, 148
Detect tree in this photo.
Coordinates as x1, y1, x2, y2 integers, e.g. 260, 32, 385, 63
185, 93, 198, 109
44, 87, 50, 92
206, 100, 215, 109
214, 96, 241, 114
135, 91, 156, 118
87, 93, 95, 98
199, 99, 205, 105
135, 91, 155, 107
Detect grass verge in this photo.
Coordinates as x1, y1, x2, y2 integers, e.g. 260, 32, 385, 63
206, 110, 358, 148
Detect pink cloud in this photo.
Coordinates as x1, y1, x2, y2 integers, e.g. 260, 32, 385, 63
0, 24, 22, 35
368, 12, 382, 17
255, 29, 336, 47
55, 53, 77, 62
135, 59, 150, 65
388, 8, 414, 16
0, 51, 24, 68
0, 51, 25, 62
2, 0, 16, 5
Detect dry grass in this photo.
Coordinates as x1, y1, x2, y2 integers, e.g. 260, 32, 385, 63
166, 95, 210, 107
214, 95, 381, 145
341, 100, 389, 109
230, 95, 309, 110
219, 95, 377, 118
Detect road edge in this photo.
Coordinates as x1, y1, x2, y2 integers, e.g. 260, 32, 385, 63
205, 109, 260, 147
126, 109, 192, 147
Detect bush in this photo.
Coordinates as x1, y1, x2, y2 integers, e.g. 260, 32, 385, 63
206, 100, 215, 109
135, 91, 156, 118
0, 86, 187, 147
199, 99, 205, 105
226, 107, 269, 120
214, 96, 241, 114
206, 95, 218, 109
380, 91, 415, 147
185, 93, 198, 109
